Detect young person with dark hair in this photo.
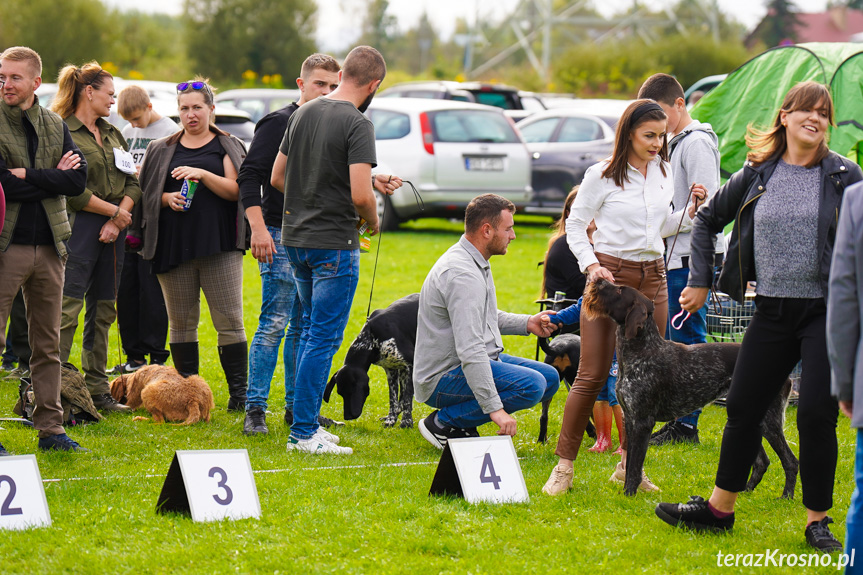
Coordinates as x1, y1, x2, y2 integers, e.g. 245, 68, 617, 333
542, 99, 705, 496
239, 53, 341, 435
638, 73, 722, 445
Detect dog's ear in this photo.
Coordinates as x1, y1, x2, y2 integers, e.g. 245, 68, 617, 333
324, 370, 339, 403
624, 300, 651, 339
110, 375, 127, 403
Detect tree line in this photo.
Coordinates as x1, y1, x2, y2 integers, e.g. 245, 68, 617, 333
0, 0, 854, 97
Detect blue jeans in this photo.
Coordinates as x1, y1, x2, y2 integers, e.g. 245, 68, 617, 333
247, 226, 301, 411
426, 354, 560, 429
286, 247, 360, 440
847, 428, 863, 573
667, 266, 708, 427
596, 356, 618, 407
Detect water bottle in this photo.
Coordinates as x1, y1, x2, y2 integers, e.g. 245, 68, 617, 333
553, 290, 566, 311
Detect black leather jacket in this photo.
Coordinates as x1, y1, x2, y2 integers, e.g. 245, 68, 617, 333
688, 151, 863, 303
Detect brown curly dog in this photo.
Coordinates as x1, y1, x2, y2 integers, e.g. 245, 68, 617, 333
111, 365, 214, 425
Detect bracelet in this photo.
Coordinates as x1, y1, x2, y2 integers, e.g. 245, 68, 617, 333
110, 207, 120, 220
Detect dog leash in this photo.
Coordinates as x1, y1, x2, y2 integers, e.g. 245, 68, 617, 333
365, 180, 423, 320
663, 186, 723, 328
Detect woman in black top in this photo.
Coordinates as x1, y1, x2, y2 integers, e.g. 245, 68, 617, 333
542, 187, 587, 302
656, 81, 863, 551
136, 78, 249, 411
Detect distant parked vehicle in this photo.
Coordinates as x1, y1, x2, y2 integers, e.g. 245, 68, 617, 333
215, 88, 301, 123
541, 97, 633, 130
516, 109, 615, 217
684, 74, 727, 106
378, 81, 546, 120
365, 99, 532, 230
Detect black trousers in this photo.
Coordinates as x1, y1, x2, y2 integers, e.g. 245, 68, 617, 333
2, 289, 31, 368
716, 296, 837, 512
116, 251, 169, 363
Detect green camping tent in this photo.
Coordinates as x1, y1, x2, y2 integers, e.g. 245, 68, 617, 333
691, 42, 863, 178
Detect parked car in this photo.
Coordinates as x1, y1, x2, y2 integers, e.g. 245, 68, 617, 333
684, 74, 727, 107
516, 109, 615, 217
378, 81, 546, 120
365, 99, 533, 230
215, 88, 301, 123
36, 82, 256, 147
541, 97, 633, 130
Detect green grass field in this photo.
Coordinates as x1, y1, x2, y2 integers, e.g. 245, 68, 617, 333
0, 215, 856, 574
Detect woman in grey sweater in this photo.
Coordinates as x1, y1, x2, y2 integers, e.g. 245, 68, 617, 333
655, 81, 863, 553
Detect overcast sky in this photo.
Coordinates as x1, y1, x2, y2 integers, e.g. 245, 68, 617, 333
105, 0, 830, 52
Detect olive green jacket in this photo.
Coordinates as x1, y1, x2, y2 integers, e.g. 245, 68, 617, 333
65, 115, 142, 219
0, 97, 78, 255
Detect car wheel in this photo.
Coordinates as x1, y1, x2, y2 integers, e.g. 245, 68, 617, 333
375, 190, 400, 232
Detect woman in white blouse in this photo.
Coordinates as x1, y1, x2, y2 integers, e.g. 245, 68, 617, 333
543, 99, 704, 496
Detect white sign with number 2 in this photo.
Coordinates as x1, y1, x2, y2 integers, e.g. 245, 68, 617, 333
0, 455, 51, 530
176, 450, 260, 522
447, 436, 529, 504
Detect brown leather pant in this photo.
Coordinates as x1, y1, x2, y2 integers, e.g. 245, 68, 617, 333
554, 253, 668, 460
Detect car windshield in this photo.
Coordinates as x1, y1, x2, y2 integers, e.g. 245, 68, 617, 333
518, 117, 559, 143
469, 91, 517, 110
430, 110, 519, 143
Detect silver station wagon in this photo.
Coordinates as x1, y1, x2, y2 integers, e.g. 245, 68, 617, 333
365, 99, 532, 230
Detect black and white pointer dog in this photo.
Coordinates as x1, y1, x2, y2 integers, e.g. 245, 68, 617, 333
583, 279, 798, 497
537, 334, 597, 444
325, 294, 419, 428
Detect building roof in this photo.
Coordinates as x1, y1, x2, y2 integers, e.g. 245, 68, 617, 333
746, 7, 863, 47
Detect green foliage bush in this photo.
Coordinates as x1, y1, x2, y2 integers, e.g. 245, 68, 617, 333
553, 35, 752, 97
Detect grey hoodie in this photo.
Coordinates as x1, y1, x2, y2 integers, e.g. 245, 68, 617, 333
666, 119, 722, 270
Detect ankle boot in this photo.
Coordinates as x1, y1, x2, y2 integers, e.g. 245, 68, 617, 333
170, 342, 199, 377
219, 342, 248, 412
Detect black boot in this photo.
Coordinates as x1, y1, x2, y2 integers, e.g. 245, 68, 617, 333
170, 342, 199, 377
219, 342, 248, 412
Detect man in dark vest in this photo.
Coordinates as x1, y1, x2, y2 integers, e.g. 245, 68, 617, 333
0, 46, 89, 453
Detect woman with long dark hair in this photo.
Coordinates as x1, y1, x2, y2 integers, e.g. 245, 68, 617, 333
542, 99, 704, 496
655, 82, 863, 552
135, 78, 249, 411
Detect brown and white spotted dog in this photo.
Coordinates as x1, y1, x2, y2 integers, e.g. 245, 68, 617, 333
583, 278, 798, 497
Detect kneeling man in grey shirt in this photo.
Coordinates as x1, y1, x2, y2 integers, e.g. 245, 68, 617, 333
414, 193, 561, 449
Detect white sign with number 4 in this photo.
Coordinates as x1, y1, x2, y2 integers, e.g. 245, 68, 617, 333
448, 436, 529, 504
0, 455, 51, 530
176, 450, 260, 522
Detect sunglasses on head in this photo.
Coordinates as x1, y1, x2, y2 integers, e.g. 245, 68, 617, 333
177, 81, 208, 92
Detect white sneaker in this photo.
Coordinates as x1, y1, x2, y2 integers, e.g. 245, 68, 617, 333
314, 426, 340, 445
286, 435, 352, 455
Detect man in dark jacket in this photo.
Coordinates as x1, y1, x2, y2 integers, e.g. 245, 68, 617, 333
0, 47, 89, 453
237, 53, 340, 436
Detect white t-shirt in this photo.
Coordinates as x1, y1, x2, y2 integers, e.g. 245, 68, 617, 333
122, 116, 179, 168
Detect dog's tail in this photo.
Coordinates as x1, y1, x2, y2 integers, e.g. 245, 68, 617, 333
538, 337, 553, 356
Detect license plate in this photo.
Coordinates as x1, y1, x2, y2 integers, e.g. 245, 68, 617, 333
465, 156, 504, 171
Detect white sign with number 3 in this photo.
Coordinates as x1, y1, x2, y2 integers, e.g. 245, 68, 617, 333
176, 450, 260, 522
0, 455, 51, 530
447, 436, 529, 504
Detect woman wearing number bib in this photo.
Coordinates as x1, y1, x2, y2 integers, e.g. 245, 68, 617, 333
134, 78, 249, 411
51, 62, 142, 412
